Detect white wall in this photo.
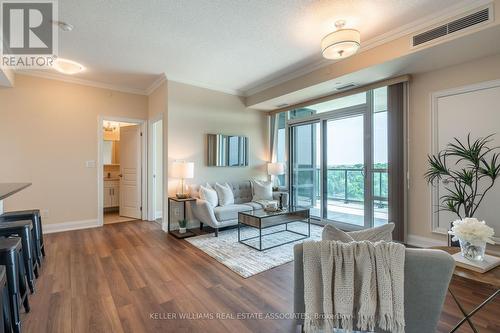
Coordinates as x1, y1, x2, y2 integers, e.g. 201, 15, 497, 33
167, 81, 269, 228
167, 81, 269, 194
154, 120, 163, 217
409, 53, 500, 252
147, 80, 168, 226
0, 74, 148, 227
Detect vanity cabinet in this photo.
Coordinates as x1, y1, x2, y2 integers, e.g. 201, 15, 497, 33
104, 180, 119, 208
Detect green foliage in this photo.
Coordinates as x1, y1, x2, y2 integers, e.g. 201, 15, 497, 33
295, 163, 388, 204
425, 134, 499, 218
178, 219, 188, 228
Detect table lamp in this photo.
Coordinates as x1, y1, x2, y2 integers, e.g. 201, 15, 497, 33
172, 161, 194, 199
267, 162, 285, 191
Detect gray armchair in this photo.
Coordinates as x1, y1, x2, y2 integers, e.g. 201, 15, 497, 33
294, 245, 455, 333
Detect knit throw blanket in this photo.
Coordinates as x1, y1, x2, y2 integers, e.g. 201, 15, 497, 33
303, 241, 405, 333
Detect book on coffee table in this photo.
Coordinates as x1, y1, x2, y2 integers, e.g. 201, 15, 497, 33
452, 252, 500, 273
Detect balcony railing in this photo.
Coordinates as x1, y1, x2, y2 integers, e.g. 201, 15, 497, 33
292, 166, 388, 207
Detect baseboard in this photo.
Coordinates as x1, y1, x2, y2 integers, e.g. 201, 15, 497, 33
406, 234, 447, 248
43, 219, 100, 234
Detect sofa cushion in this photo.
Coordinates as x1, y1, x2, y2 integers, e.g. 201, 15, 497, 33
213, 204, 253, 222
321, 224, 355, 242
322, 223, 395, 242
244, 201, 266, 210
199, 184, 218, 207
215, 183, 234, 206
229, 181, 253, 204
252, 180, 273, 201
348, 223, 395, 242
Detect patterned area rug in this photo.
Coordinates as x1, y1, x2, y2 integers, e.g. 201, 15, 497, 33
186, 222, 323, 278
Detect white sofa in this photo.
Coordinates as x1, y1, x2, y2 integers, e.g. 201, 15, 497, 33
191, 180, 288, 236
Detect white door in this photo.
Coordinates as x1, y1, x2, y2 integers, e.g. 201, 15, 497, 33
119, 125, 142, 219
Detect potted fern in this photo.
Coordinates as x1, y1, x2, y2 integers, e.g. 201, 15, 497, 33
425, 134, 499, 261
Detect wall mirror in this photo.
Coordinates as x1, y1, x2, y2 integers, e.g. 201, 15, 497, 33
103, 140, 120, 165
207, 134, 248, 167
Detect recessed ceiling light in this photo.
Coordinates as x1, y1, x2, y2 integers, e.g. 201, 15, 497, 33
321, 20, 360, 60
53, 58, 85, 75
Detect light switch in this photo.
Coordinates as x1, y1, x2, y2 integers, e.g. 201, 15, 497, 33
85, 160, 96, 168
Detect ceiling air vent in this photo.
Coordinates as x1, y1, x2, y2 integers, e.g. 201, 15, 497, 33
412, 7, 491, 47
335, 83, 356, 91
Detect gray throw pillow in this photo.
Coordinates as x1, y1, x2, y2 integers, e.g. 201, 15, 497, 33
322, 223, 395, 242
321, 224, 355, 242
347, 223, 395, 242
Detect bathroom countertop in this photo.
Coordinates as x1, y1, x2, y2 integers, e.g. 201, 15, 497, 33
104, 178, 120, 181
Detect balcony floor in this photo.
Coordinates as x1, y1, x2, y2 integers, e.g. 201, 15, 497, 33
298, 199, 388, 227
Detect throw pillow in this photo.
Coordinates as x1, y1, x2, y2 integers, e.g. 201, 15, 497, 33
322, 223, 395, 242
321, 224, 355, 242
215, 182, 234, 206
348, 223, 395, 242
251, 180, 273, 201
199, 185, 218, 207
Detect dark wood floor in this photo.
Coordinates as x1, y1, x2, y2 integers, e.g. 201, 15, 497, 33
21, 221, 499, 333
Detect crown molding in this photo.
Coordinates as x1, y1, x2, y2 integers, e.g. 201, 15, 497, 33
243, 0, 493, 96
167, 75, 244, 96
15, 70, 151, 95
145, 73, 167, 95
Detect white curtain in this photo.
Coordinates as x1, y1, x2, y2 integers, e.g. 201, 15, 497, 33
269, 113, 280, 163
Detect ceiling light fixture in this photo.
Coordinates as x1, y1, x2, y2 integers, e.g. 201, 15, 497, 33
104, 121, 118, 132
321, 20, 360, 60
52, 58, 85, 75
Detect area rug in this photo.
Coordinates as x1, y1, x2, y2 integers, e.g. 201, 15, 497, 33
186, 222, 322, 278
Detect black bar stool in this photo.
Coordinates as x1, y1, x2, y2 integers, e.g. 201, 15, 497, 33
0, 238, 30, 333
0, 210, 45, 268
0, 266, 10, 333
0, 221, 36, 293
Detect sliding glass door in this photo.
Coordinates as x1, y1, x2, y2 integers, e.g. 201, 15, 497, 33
288, 88, 389, 230
290, 122, 321, 217
325, 113, 367, 227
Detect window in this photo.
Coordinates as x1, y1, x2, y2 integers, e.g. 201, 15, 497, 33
285, 87, 390, 230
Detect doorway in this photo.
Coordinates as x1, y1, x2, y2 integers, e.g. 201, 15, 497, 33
98, 116, 147, 226
150, 118, 163, 224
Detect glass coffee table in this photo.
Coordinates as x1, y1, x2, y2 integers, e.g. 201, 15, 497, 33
238, 207, 310, 251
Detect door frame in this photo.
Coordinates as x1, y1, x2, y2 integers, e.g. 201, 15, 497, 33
148, 114, 164, 222
97, 115, 148, 227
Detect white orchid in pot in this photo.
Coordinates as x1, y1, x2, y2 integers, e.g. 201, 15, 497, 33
425, 134, 499, 261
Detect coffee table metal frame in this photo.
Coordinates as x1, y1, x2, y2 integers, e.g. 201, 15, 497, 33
238, 207, 310, 251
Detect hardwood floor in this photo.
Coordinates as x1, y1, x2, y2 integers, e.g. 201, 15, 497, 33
22, 221, 499, 333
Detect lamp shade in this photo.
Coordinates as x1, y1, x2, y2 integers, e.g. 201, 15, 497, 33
321, 28, 360, 60
267, 162, 285, 176
171, 161, 194, 179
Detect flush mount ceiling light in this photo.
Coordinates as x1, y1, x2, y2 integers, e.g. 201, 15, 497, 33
52, 58, 85, 75
321, 20, 360, 60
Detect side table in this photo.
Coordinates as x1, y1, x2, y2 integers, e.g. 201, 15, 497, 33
167, 197, 197, 239
432, 246, 500, 333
